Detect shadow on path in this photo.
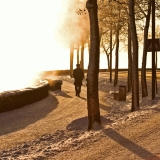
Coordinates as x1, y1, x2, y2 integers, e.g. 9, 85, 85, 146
0, 93, 58, 136
100, 103, 111, 112
78, 95, 111, 112
66, 116, 113, 131
103, 128, 160, 160
79, 96, 87, 101
50, 90, 72, 98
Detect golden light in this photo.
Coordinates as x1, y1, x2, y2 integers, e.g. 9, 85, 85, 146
0, 0, 156, 93
0, 0, 69, 92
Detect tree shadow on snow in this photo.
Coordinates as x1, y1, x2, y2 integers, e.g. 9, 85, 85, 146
50, 90, 72, 98
99, 103, 111, 112
78, 96, 111, 112
102, 128, 160, 160
66, 116, 113, 131
78, 96, 87, 101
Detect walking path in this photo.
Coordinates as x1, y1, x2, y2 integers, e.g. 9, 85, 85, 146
0, 77, 160, 160
0, 81, 108, 150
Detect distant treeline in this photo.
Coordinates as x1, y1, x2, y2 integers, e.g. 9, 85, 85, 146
39, 68, 160, 76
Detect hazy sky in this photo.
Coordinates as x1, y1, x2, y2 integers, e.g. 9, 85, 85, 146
0, 0, 113, 73
0, 0, 159, 74
0, 0, 71, 91
0, 0, 69, 73
0, 0, 159, 91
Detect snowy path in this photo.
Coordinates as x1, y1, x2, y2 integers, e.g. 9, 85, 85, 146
0, 75, 160, 159
0, 80, 109, 159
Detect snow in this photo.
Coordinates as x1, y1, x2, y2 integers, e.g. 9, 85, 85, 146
0, 72, 160, 159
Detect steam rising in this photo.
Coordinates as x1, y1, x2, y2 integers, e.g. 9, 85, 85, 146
0, 0, 72, 91
56, 0, 89, 47
0, 0, 90, 92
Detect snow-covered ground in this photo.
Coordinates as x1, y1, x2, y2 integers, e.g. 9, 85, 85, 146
0, 72, 160, 160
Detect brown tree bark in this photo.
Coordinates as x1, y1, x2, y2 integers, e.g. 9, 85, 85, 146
141, 0, 151, 97
70, 43, 74, 78
86, 0, 101, 130
155, 51, 158, 93
127, 23, 132, 92
113, 6, 121, 87
129, 0, 139, 111
113, 25, 119, 87
107, 54, 110, 70
110, 24, 112, 83
80, 41, 84, 70
77, 47, 79, 64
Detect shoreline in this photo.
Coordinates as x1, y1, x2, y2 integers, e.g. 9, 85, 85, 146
38, 68, 160, 76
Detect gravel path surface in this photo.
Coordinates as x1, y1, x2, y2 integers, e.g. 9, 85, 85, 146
0, 72, 160, 160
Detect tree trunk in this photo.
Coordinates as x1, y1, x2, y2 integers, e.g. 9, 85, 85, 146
110, 23, 112, 83
113, 25, 119, 87
70, 43, 74, 78
141, 0, 151, 97
156, 51, 158, 93
80, 41, 84, 70
107, 53, 110, 70
129, 0, 139, 111
86, 0, 101, 130
127, 23, 132, 92
88, 41, 90, 58
77, 47, 79, 64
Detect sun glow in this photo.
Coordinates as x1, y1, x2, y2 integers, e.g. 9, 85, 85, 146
0, 1, 159, 92
0, 0, 69, 91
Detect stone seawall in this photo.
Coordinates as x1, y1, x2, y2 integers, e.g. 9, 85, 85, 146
0, 80, 49, 113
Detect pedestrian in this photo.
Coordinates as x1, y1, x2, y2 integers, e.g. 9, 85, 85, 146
73, 64, 84, 97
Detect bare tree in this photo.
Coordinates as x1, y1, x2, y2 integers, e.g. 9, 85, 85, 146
128, 0, 139, 111
141, 0, 151, 97
110, 22, 113, 83
86, 0, 101, 130
127, 23, 132, 92
80, 40, 85, 69
70, 44, 74, 78
113, 17, 120, 86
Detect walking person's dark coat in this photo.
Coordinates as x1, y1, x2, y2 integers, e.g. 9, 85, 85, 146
73, 64, 84, 97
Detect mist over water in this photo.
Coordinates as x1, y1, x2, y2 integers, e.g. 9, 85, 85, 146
0, 0, 67, 91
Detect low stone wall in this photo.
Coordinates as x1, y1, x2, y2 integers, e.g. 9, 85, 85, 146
0, 80, 49, 113
45, 79, 62, 91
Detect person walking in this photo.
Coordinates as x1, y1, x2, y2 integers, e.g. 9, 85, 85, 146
73, 64, 84, 97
